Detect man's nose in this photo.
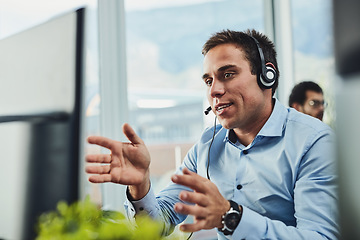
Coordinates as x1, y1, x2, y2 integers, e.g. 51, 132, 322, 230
318, 103, 325, 111
210, 79, 225, 98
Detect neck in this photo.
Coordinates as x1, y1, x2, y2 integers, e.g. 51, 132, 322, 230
233, 98, 275, 146
233, 122, 265, 146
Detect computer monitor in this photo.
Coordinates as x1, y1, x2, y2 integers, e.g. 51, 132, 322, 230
0, 7, 85, 240
333, 0, 360, 239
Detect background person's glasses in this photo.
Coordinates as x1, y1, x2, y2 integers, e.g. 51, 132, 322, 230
308, 100, 327, 108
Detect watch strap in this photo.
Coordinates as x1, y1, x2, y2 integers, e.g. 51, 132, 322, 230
229, 199, 240, 212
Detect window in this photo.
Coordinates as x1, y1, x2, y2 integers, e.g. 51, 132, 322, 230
291, 0, 335, 126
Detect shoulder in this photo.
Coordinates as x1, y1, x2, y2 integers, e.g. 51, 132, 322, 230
287, 108, 332, 132
199, 123, 226, 144
285, 108, 334, 144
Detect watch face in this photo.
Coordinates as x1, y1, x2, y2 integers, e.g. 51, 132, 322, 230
225, 212, 240, 230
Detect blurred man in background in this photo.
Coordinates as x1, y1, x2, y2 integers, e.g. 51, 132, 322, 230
288, 81, 326, 121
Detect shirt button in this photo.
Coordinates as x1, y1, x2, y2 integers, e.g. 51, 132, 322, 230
237, 184, 243, 190
243, 150, 248, 154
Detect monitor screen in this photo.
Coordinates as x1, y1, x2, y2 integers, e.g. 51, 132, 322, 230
333, 0, 360, 239
0, 7, 85, 240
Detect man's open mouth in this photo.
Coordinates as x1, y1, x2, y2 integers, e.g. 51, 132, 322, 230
216, 103, 233, 112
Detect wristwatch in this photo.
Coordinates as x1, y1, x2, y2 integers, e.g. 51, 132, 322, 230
218, 200, 242, 235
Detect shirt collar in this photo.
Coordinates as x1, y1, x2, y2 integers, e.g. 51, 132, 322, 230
225, 98, 287, 141
257, 98, 287, 137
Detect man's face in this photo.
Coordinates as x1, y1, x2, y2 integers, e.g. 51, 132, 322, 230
299, 90, 325, 121
202, 43, 272, 131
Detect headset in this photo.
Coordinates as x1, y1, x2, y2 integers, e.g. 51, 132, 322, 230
248, 35, 277, 89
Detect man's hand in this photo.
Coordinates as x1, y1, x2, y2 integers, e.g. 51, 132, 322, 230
85, 123, 151, 199
171, 167, 230, 232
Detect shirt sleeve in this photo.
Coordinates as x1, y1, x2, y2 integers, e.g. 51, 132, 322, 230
123, 184, 179, 236
229, 130, 339, 240
124, 184, 160, 219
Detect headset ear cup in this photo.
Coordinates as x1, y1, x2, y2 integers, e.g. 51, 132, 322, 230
265, 65, 276, 82
258, 65, 276, 89
258, 74, 272, 89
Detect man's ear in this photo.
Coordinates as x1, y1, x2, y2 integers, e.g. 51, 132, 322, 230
292, 103, 303, 112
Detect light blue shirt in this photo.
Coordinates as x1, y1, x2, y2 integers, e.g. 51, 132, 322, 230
125, 99, 339, 240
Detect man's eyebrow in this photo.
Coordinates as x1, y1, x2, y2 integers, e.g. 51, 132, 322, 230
202, 64, 237, 80
218, 64, 237, 72
202, 73, 210, 80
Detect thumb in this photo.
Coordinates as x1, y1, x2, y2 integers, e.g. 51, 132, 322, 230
122, 123, 143, 145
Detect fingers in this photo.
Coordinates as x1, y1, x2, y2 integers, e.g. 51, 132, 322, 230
86, 165, 110, 174
171, 168, 208, 193
174, 202, 208, 232
174, 201, 207, 217
178, 190, 209, 207
172, 168, 228, 232
87, 123, 143, 148
86, 164, 111, 183
88, 174, 112, 183
179, 222, 206, 233
122, 123, 144, 145
87, 135, 114, 150
86, 154, 111, 163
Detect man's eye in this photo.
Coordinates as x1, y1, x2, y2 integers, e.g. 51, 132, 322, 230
224, 73, 233, 78
205, 79, 212, 86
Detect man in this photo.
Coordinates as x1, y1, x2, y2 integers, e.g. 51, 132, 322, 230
288, 81, 326, 121
86, 29, 338, 239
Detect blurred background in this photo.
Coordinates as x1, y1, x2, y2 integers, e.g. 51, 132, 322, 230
0, 0, 358, 239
